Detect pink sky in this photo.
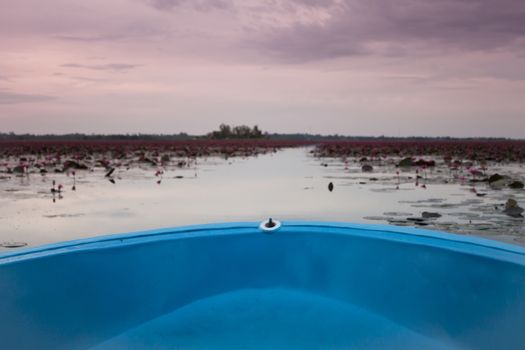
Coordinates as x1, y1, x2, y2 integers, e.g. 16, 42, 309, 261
1, 0, 525, 137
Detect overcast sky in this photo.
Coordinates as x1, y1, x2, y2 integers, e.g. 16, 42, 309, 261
1, 0, 525, 137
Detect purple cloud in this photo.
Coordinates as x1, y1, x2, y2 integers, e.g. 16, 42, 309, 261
147, 0, 228, 11
256, 0, 525, 62
70, 76, 109, 83
0, 91, 56, 104
55, 34, 130, 42
61, 63, 141, 71
292, 0, 335, 7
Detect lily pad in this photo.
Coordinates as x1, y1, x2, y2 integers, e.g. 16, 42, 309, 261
1, 241, 27, 248
361, 164, 374, 172
503, 199, 524, 218
488, 173, 505, 183
422, 211, 442, 219
509, 181, 524, 189
398, 157, 414, 167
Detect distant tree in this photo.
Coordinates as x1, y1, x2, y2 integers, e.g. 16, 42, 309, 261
219, 124, 231, 138
208, 124, 265, 139
252, 125, 262, 138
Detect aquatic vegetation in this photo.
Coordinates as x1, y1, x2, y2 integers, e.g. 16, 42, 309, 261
62, 160, 88, 171
509, 181, 524, 189
361, 164, 374, 172
422, 211, 442, 219
313, 140, 525, 162
1, 140, 523, 248
0, 241, 27, 248
312, 140, 525, 240
504, 199, 524, 218
0, 139, 307, 174
398, 157, 414, 167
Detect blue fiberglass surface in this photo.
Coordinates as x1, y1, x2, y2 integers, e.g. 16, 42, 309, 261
1, 221, 525, 350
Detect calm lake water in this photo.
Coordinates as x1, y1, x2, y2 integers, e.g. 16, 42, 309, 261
1, 147, 524, 251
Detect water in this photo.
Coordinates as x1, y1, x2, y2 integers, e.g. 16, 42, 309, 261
1, 147, 524, 251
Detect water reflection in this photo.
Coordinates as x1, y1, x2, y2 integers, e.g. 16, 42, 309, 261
0, 147, 524, 251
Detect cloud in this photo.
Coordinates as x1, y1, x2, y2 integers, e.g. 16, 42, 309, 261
147, 0, 229, 11
293, 0, 335, 7
254, 0, 525, 62
55, 34, 129, 42
0, 91, 56, 104
148, 0, 184, 9
70, 76, 109, 82
61, 63, 141, 71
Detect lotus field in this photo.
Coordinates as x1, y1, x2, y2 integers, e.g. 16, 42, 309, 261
0, 139, 524, 249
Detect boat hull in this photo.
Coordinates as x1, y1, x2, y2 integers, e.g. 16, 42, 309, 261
1, 221, 525, 349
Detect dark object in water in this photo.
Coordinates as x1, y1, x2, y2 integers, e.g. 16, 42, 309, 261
361, 164, 373, 172
509, 181, 524, 189
105, 168, 115, 178
140, 157, 158, 166
13, 165, 26, 174
414, 222, 430, 226
328, 182, 334, 192
108, 178, 116, 184
488, 174, 505, 184
1, 241, 27, 248
50, 180, 63, 193
503, 199, 524, 218
422, 212, 442, 219
398, 157, 414, 167
413, 159, 436, 167
388, 219, 409, 225
407, 217, 426, 223
395, 157, 435, 168
63, 160, 88, 171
